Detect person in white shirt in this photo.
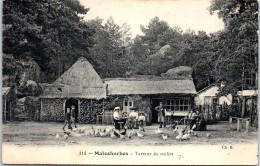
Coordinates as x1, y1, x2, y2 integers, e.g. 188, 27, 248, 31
113, 106, 127, 136
113, 107, 120, 120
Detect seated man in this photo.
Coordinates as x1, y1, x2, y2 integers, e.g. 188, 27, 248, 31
113, 107, 126, 136
165, 109, 175, 129
128, 108, 139, 129
195, 110, 207, 131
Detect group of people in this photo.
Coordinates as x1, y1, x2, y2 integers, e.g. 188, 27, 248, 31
62, 102, 206, 132
113, 106, 146, 136
63, 105, 77, 130
186, 109, 207, 131
155, 102, 206, 131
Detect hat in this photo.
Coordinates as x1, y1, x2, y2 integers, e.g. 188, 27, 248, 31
114, 106, 120, 110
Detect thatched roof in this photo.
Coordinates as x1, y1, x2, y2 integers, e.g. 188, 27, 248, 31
41, 57, 106, 99
103, 74, 190, 81
105, 78, 197, 96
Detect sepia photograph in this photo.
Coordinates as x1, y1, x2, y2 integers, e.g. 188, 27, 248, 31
2, 0, 258, 165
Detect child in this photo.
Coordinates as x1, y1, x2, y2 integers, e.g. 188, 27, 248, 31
70, 105, 77, 128
63, 108, 72, 130
138, 111, 146, 131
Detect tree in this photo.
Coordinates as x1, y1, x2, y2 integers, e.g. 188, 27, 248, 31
87, 17, 133, 78
209, 0, 258, 94
3, 0, 94, 82
140, 16, 170, 54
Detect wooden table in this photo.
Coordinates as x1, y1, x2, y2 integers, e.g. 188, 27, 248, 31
118, 122, 126, 131
229, 116, 250, 132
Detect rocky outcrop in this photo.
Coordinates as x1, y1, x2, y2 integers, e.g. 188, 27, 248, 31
161, 66, 193, 79
149, 45, 171, 59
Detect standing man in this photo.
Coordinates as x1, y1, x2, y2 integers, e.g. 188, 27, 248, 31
155, 102, 166, 128
71, 105, 77, 129
63, 108, 72, 130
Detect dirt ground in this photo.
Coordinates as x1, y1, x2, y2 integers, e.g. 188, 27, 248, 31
2, 121, 258, 147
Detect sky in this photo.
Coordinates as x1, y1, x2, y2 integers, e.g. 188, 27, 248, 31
79, 0, 225, 37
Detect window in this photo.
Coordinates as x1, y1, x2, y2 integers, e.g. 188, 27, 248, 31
123, 99, 134, 113
213, 98, 218, 105
166, 99, 189, 111
129, 102, 132, 106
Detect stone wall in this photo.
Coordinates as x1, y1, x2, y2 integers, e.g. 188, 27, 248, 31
41, 98, 105, 123
41, 98, 65, 122
78, 99, 104, 123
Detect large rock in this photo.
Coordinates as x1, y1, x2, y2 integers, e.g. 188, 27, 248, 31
162, 66, 193, 78
149, 45, 170, 58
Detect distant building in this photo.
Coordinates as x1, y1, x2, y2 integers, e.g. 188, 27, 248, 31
195, 84, 232, 106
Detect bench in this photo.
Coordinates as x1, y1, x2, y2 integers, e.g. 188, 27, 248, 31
229, 116, 250, 132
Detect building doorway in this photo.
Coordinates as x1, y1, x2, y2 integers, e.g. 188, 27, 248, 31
123, 98, 134, 114
65, 98, 79, 122
151, 99, 164, 123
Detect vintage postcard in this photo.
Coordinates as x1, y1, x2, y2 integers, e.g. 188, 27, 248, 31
2, 0, 258, 165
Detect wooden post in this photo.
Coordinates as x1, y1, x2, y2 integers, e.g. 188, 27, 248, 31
229, 117, 232, 130
237, 118, 240, 132
250, 98, 254, 126
241, 97, 246, 118
40, 98, 43, 121
246, 119, 250, 133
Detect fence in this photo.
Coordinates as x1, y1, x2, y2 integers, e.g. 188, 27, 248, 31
96, 110, 114, 125
195, 104, 241, 123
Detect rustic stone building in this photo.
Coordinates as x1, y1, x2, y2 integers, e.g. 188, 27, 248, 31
40, 57, 106, 123
104, 75, 197, 125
